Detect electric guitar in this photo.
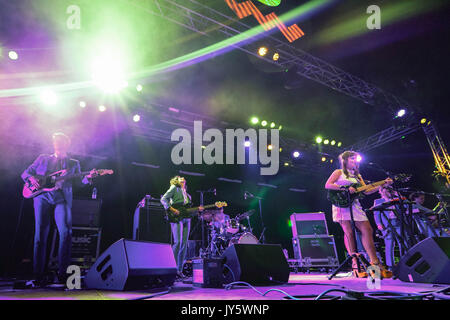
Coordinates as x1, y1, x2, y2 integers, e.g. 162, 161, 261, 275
327, 174, 411, 208
23, 169, 114, 199
167, 201, 228, 223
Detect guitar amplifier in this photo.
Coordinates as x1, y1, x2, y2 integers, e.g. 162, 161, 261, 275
48, 227, 102, 270
290, 212, 329, 237
72, 198, 102, 227
133, 197, 171, 243
292, 235, 339, 267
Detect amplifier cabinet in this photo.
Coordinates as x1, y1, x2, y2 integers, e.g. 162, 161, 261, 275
133, 203, 171, 243
292, 235, 339, 267
49, 227, 102, 270
290, 212, 329, 237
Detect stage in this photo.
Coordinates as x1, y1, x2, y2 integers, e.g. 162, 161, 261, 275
0, 273, 447, 301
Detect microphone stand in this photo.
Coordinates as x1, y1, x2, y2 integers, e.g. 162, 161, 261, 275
245, 191, 266, 244
195, 189, 216, 257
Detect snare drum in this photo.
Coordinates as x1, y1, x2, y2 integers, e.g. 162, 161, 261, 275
225, 218, 240, 234
229, 232, 259, 246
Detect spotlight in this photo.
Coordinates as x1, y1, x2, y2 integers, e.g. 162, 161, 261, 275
396, 109, 406, 118
258, 47, 268, 56
267, 144, 273, 150
420, 118, 427, 124
337, 142, 342, 147
284, 162, 290, 167
8, 50, 18, 60
356, 155, 362, 162
250, 117, 259, 125
244, 140, 251, 147
324, 139, 329, 145
133, 114, 140, 122
201, 145, 206, 149
98, 105, 106, 112
292, 151, 300, 158
91, 53, 127, 94
330, 140, 336, 146
330, 159, 334, 163
278, 125, 283, 130
39, 89, 58, 106
321, 157, 327, 162
315, 136, 323, 144
136, 84, 143, 92
79, 101, 87, 108
272, 52, 280, 61
270, 122, 276, 128
279, 147, 283, 152
261, 120, 268, 127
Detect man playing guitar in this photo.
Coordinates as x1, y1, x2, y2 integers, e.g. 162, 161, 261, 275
21, 132, 97, 286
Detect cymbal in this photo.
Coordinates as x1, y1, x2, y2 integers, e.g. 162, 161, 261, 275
236, 209, 255, 220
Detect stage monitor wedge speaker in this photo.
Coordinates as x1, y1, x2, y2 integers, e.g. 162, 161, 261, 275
394, 237, 450, 284
221, 244, 290, 285
85, 239, 177, 290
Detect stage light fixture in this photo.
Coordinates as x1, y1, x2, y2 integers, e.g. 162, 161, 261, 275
272, 52, 280, 61
270, 122, 276, 128
79, 101, 87, 108
267, 144, 273, 150
321, 157, 327, 162
244, 140, 251, 147
278, 125, 283, 130
330, 140, 336, 146
98, 105, 106, 112
261, 120, 268, 127
292, 151, 300, 158
337, 142, 342, 147
8, 50, 18, 60
39, 89, 58, 106
133, 114, 140, 122
284, 162, 290, 167
279, 147, 283, 152
258, 47, 268, 56
250, 117, 259, 125
396, 109, 406, 118
91, 53, 127, 94
324, 139, 329, 145
136, 84, 143, 92
420, 118, 427, 124
356, 155, 362, 162
315, 136, 323, 144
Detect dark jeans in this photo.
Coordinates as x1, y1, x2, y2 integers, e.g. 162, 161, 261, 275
170, 218, 191, 272
381, 219, 403, 268
33, 192, 72, 278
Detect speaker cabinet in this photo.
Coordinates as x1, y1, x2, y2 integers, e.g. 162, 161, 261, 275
221, 244, 290, 285
133, 204, 171, 243
85, 239, 177, 290
394, 237, 450, 284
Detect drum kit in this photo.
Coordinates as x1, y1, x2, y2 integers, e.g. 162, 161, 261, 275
199, 209, 258, 257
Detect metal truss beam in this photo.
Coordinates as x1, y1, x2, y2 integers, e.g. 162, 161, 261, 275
127, 0, 411, 111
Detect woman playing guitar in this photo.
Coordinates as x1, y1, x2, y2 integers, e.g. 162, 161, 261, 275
325, 151, 393, 278
160, 176, 203, 278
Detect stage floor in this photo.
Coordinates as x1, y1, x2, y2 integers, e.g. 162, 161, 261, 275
0, 273, 446, 300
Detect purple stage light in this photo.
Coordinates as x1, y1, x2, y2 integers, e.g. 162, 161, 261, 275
133, 114, 141, 122
356, 154, 362, 162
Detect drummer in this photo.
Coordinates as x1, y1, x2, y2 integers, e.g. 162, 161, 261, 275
410, 192, 443, 238
209, 207, 231, 232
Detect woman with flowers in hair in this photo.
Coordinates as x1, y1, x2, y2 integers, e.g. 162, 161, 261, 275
325, 151, 393, 277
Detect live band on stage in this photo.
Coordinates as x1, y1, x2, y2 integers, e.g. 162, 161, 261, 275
20, 132, 450, 287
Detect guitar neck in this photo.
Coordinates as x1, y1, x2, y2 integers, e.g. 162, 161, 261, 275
54, 171, 91, 182
356, 180, 387, 193
187, 204, 217, 212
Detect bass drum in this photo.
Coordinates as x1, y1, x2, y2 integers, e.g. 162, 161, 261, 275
229, 232, 259, 246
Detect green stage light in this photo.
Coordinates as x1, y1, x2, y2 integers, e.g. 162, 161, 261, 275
278, 125, 283, 130
331, 140, 336, 146
270, 122, 276, 128
315, 136, 323, 144
324, 139, 329, 145
250, 117, 259, 125
337, 142, 342, 147
136, 84, 143, 92
261, 120, 268, 127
